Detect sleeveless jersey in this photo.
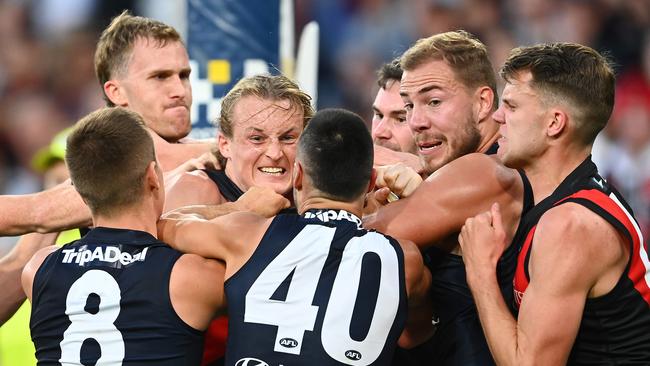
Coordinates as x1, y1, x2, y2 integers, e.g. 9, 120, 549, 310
201, 169, 296, 366
409, 144, 534, 366
225, 209, 408, 366
513, 157, 650, 365
30, 227, 203, 365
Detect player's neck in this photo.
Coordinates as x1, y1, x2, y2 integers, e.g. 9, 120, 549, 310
92, 203, 160, 238
297, 196, 364, 219
476, 120, 501, 154
525, 146, 591, 204
149, 130, 211, 172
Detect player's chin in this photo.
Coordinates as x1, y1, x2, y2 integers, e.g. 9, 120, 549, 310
170, 120, 192, 139
255, 176, 292, 195
422, 155, 448, 175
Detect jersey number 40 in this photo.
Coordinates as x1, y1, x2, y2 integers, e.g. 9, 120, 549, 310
244, 225, 401, 366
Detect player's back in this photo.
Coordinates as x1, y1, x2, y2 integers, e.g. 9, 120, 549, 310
225, 209, 408, 366
30, 227, 204, 365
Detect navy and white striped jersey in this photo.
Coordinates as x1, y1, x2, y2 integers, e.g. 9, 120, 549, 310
225, 209, 408, 366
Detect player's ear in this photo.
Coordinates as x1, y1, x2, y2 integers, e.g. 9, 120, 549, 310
293, 161, 303, 190
217, 132, 232, 159
474, 86, 495, 123
145, 161, 161, 192
104, 80, 128, 107
367, 168, 377, 193
547, 108, 568, 138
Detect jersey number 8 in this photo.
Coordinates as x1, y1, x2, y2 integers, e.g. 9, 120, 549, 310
59, 270, 125, 365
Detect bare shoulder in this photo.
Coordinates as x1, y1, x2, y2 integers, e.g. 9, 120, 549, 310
164, 170, 223, 211
174, 253, 225, 282
172, 253, 225, 302
534, 203, 627, 278
23, 245, 58, 276
22, 245, 59, 299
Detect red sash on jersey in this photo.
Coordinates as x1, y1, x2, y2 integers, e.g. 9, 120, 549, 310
513, 189, 650, 308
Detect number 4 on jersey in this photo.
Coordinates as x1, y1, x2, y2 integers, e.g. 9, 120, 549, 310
245, 225, 334, 355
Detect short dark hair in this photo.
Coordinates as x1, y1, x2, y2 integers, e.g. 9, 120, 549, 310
66, 107, 156, 216
297, 108, 373, 202
500, 42, 615, 144
377, 58, 403, 89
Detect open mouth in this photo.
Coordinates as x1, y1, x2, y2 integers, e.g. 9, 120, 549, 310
418, 141, 443, 152
258, 167, 286, 176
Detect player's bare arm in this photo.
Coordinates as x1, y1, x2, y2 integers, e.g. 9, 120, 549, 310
169, 253, 226, 330
397, 238, 434, 349
164, 186, 290, 218
459, 202, 628, 365
365, 153, 523, 250
0, 182, 91, 236
158, 211, 273, 278
0, 232, 59, 324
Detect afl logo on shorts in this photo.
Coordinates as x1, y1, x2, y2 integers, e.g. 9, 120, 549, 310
235, 358, 269, 366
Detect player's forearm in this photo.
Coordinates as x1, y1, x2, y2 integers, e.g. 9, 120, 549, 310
0, 256, 27, 324
34, 183, 92, 232
467, 271, 520, 366
163, 203, 239, 221
0, 232, 58, 324
0, 182, 91, 235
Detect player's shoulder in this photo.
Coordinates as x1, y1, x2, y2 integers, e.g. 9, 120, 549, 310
538, 203, 625, 259
22, 245, 59, 298
165, 170, 223, 209
175, 252, 225, 275
24, 245, 59, 275
172, 254, 225, 294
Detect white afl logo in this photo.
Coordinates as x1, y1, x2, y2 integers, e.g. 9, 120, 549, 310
235, 358, 270, 366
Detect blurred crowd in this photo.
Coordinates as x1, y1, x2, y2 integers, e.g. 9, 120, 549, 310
0, 0, 648, 246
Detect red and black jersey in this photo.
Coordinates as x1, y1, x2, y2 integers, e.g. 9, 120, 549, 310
513, 157, 650, 365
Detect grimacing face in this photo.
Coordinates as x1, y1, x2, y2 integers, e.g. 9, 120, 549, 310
219, 95, 304, 196
400, 60, 481, 175
493, 71, 550, 170
372, 80, 417, 154
112, 38, 192, 142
